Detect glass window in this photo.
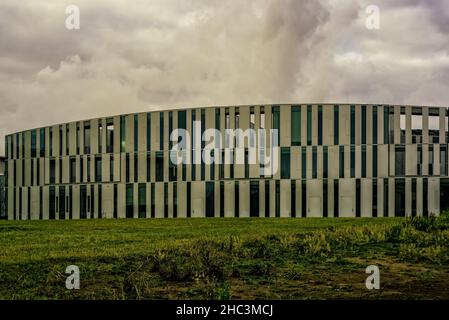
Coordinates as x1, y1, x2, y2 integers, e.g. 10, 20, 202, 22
301, 147, 306, 179
291, 105, 301, 146
260, 107, 265, 129
395, 179, 405, 217
206, 182, 214, 218
66, 125, 70, 155
49, 129, 53, 156
70, 157, 76, 183
350, 105, 355, 145
146, 113, 151, 152
31, 130, 36, 158
350, 146, 355, 178
307, 105, 312, 145
156, 151, 164, 182
160, 113, 164, 151
312, 146, 317, 179
151, 183, 155, 218
429, 144, 434, 176
395, 145, 405, 176
125, 153, 130, 183
429, 121, 440, 144
220, 181, 224, 217
250, 181, 259, 217
146, 153, 151, 182
76, 123, 80, 154
334, 105, 339, 145
361, 105, 366, 144
334, 180, 339, 217
272, 106, 280, 131
110, 155, 114, 182
356, 179, 361, 217
318, 105, 323, 145
372, 180, 378, 217
373, 106, 378, 144
126, 183, 134, 218
169, 111, 173, 150
87, 156, 91, 182
301, 180, 307, 217
80, 185, 86, 219
281, 147, 290, 179
384, 106, 389, 144
95, 155, 102, 182
291, 180, 296, 218
84, 121, 91, 154
138, 183, 146, 218
49, 186, 55, 219
339, 146, 345, 178
120, 116, 126, 152
441, 144, 447, 176
106, 118, 114, 153
362, 145, 366, 178
373, 145, 378, 178
134, 114, 138, 152
169, 155, 177, 181
412, 115, 423, 144
98, 121, 103, 154
323, 146, 328, 179
50, 159, 55, 184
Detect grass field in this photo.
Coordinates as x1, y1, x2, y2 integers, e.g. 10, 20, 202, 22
1, 215, 449, 299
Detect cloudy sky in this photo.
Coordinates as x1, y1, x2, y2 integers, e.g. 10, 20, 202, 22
1, 0, 449, 155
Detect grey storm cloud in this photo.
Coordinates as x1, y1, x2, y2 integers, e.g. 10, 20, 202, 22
0, 0, 449, 155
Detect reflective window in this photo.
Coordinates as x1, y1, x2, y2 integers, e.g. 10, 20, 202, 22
126, 183, 133, 218
138, 183, 146, 218
84, 121, 91, 154
134, 114, 138, 152
156, 151, 164, 182
350, 105, 355, 145
318, 105, 323, 145
361, 105, 366, 144
307, 105, 312, 145
339, 146, 345, 178
120, 116, 126, 152
373, 106, 378, 144
291, 105, 301, 146
281, 147, 290, 179
395, 145, 405, 176
334, 105, 339, 145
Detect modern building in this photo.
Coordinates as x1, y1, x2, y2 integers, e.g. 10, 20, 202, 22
0, 156, 5, 219
3, 104, 449, 220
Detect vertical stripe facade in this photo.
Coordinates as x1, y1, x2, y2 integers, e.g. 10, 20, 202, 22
3, 104, 449, 219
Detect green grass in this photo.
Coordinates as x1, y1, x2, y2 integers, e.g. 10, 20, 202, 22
0, 216, 448, 299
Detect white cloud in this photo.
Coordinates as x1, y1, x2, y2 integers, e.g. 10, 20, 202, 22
0, 0, 448, 155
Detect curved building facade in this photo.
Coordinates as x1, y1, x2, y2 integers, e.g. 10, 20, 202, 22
3, 104, 449, 220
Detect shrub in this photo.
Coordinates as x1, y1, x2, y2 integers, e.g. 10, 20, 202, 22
399, 243, 447, 264
301, 231, 331, 256
403, 216, 439, 232
151, 248, 196, 281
